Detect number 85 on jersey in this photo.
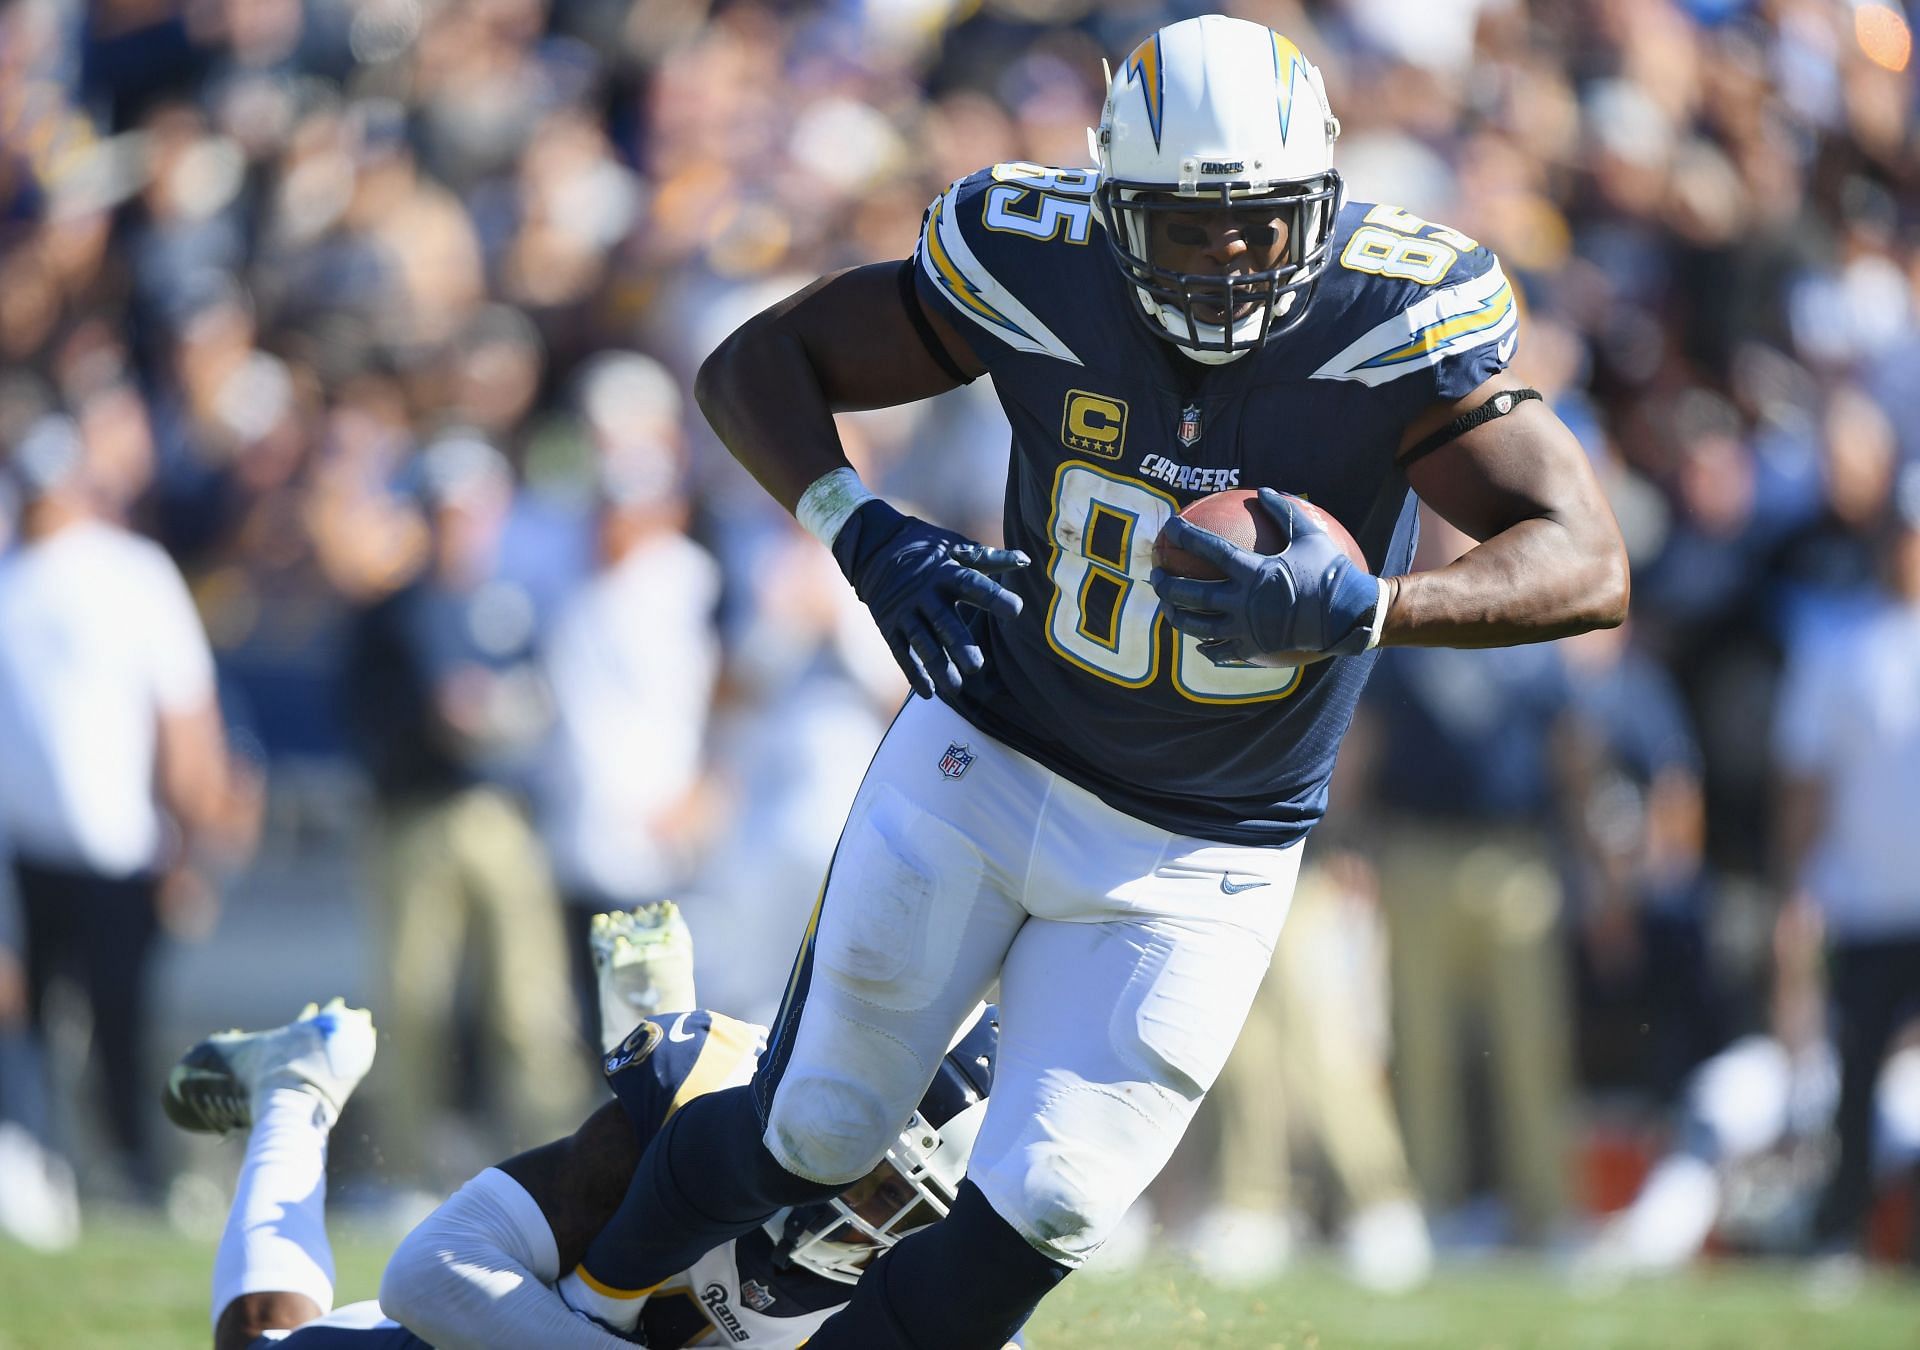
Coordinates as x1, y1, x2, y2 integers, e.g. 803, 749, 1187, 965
1043, 463, 1304, 705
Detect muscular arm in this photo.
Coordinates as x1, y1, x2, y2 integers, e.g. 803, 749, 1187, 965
693, 261, 984, 512
379, 1104, 640, 1350
1381, 377, 1629, 647
158, 694, 263, 867
498, 1101, 642, 1271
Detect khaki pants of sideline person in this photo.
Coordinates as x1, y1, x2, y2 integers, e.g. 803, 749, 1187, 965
370, 785, 588, 1183
1209, 865, 1420, 1218
1379, 822, 1571, 1242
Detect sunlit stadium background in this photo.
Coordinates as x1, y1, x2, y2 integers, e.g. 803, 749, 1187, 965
0, 0, 1917, 1345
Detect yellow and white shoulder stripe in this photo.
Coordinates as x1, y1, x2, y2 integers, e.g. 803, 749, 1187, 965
1312, 263, 1518, 387
918, 183, 1084, 366
668, 1012, 766, 1116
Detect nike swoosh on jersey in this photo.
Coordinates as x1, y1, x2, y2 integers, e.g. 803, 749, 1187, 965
668, 1013, 697, 1043
1219, 875, 1270, 894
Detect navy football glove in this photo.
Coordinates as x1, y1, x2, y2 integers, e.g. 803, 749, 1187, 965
832, 499, 1029, 698
1150, 488, 1381, 667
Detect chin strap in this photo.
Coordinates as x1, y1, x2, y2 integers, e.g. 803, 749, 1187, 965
1144, 291, 1260, 364
1175, 340, 1252, 366
1147, 272, 1307, 364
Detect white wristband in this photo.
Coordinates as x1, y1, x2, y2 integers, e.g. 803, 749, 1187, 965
1362, 582, 1391, 651
796, 467, 877, 549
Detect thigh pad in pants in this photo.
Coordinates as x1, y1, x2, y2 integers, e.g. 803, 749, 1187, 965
765, 782, 1013, 1186
973, 886, 1292, 1266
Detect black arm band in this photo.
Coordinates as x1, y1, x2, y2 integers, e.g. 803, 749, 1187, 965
1398, 387, 1543, 467
897, 259, 976, 385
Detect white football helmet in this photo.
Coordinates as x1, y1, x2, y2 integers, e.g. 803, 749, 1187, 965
767, 1006, 996, 1284
1092, 15, 1344, 363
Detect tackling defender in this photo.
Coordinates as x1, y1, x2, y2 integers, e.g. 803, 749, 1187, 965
565, 15, 1628, 1348
167, 906, 1003, 1349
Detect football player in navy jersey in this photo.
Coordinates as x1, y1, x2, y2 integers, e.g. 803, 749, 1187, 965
165, 908, 1004, 1350
571, 15, 1628, 1348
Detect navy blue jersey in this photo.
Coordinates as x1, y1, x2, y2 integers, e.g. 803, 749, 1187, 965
913, 165, 1519, 844
601, 1009, 766, 1141
265, 1310, 428, 1350
602, 1011, 861, 1347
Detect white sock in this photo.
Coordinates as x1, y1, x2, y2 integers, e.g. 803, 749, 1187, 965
211, 1088, 337, 1332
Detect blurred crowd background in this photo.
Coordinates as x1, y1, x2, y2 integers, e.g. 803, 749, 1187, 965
0, 0, 1915, 1302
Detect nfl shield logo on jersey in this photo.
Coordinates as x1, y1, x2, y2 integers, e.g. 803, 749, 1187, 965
740, 1279, 776, 1313
938, 742, 974, 779
1177, 403, 1203, 448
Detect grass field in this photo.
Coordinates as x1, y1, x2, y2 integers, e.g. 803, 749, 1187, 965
5, 1222, 1920, 1349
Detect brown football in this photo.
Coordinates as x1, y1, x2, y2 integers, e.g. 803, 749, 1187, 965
1153, 489, 1366, 580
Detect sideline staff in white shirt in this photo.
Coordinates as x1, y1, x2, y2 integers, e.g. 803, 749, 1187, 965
0, 415, 258, 1198
540, 431, 722, 1054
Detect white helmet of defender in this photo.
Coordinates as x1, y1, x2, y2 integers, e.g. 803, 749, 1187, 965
1092, 15, 1344, 363
766, 1004, 997, 1284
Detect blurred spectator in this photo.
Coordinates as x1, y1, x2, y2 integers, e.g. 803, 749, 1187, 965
1579, 898, 1920, 1280
0, 412, 259, 1204
537, 355, 723, 1053
687, 521, 903, 1026
338, 432, 585, 1184
0, 913, 79, 1251
1362, 517, 1576, 1247
1189, 853, 1433, 1294
1559, 620, 1719, 1104
0, 0, 1906, 1258
1775, 464, 1920, 1262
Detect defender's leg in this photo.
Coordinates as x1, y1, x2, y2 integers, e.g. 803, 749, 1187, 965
560, 699, 1038, 1333
164, 1000, 376, 1350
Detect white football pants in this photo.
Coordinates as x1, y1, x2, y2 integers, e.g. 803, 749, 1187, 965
755, 695, 1301, 1265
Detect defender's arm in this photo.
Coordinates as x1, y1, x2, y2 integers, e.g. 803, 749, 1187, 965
694, 261, 985, 513
1383, 376, 1629, 647
496, 1101, 641, 1268
379, 1104, 639, 1349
